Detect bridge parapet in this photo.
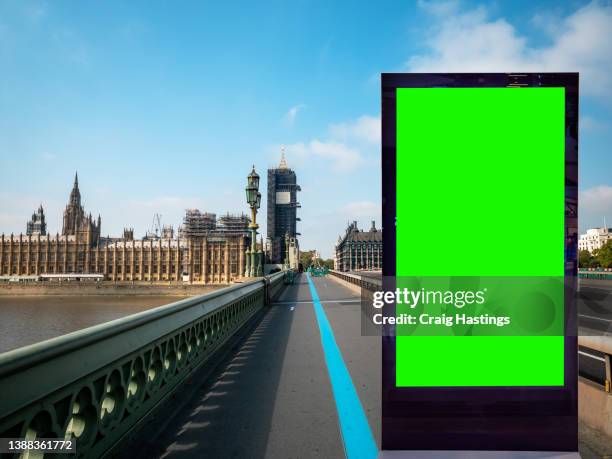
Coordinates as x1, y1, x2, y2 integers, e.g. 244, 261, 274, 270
329, 270, 381, 292
0, 271, 286, 458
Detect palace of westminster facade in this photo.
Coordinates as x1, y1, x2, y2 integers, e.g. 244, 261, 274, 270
0, 174, 251, 284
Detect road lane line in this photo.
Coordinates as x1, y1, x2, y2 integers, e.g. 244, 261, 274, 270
579, 314, 612, 323
306, 273, 377, 459
274, 299, 360, 305
578, 350, 606, 362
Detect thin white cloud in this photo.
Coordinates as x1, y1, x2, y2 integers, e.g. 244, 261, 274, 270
582, 115, 607, 131
579, 185, 612, 232
284, 104, 306, 125
581, 185, 612, 217
40, 152, 57, 161
284, 140, 364, 172
417, 0, 460, 16
531, 11, 564, 38
24, 3, 46, 24
329, 115, 380, 144
408, 1, 612, 97
277, 113, 379, 173
112, 197, 206, 236
339, 200, 381, 218
52, 28, 91, 66
129, 196, 208, 210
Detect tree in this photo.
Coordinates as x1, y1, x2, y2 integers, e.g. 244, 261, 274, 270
321, 259, 335, 269
596, 240, 612, 269
298, 251, 334, 270
299, 250, 314, 270
579, 249, 593, 269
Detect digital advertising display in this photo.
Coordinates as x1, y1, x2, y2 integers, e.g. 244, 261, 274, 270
381, 73, 579, 452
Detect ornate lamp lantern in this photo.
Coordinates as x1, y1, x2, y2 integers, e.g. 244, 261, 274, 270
245, 166, 262, 277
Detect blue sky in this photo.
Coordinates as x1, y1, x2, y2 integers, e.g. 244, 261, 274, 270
0, 0, 611, 258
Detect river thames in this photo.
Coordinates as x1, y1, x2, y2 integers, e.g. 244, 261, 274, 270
0, 295, 189, 354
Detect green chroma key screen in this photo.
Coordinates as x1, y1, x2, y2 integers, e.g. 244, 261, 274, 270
395, 87, 565, 387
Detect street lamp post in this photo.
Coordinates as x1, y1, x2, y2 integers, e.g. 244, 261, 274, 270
244, 246, 251, 278
284, 232, 290, 270
245, 165, 262, 277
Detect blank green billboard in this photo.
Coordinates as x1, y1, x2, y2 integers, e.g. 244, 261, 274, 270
396, 87, 565, 387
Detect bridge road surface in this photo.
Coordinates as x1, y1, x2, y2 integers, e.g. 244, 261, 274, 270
125, 273, 380, 459
578, 279, 612, 335
333, 273, 612, 336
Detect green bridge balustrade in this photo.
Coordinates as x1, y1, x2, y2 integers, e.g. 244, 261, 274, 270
283, 269, 297, 285
579, 269, 612, 280
0, 271, 287, 458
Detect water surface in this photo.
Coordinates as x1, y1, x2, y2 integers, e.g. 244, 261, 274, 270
0, 295, 189, 354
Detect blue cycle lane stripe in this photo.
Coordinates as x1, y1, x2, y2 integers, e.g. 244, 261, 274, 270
305, 273, 378, 459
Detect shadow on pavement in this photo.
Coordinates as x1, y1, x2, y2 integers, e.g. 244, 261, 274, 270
122, 279, 301, 459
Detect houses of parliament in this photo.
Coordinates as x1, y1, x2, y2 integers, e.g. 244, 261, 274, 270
0, 174, 250, 284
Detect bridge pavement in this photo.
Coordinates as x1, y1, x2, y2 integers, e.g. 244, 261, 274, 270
125, 274, 379, 459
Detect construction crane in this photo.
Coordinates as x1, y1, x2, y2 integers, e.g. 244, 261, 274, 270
145, 213, 163, 239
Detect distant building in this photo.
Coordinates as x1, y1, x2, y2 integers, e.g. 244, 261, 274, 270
0, 174, 249, 284
266, 149, 300, 263
335, 221, 382, 272
26, 205, 47, 236
579, 227, 612, 253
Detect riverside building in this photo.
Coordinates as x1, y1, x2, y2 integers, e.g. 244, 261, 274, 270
334, 221, 382, 272
579, 227, 612, 253
0, 174, 249, 284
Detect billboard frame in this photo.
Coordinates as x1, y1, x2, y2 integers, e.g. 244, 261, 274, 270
381, 72, 579, 451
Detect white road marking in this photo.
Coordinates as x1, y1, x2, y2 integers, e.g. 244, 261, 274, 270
579, 314, 612, 323
578, 350, 606, 362
274, 299, 360, 305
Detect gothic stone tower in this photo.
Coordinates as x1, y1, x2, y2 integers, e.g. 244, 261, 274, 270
26, 204, 47, 236
62, 172, 101, 245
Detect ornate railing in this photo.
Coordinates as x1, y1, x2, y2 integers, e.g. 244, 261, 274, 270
579, 269, 612, 280
0, 271, 286, 458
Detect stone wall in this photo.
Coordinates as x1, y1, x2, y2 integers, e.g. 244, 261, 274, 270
0, 282, 224, 296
